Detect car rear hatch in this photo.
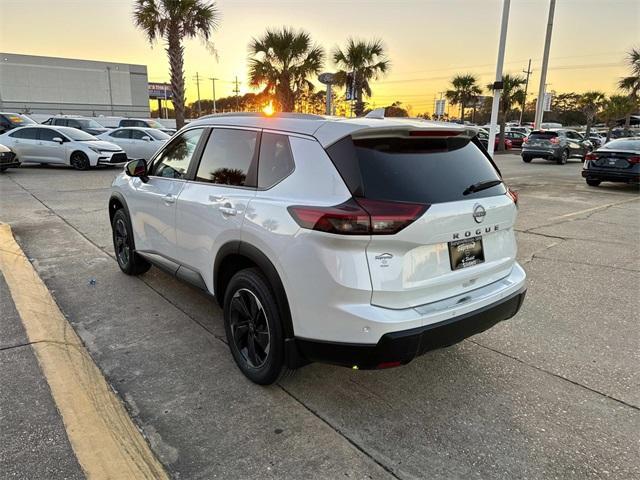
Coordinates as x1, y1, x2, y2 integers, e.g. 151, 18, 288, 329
325, 130, 518, 310
525, 130, 558, 149
587, 148, 640, 170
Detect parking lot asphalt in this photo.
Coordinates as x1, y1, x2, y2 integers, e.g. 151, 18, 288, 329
0, 154, 638, 479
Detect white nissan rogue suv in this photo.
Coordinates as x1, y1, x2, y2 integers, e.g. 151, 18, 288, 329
109, 112, 526, 384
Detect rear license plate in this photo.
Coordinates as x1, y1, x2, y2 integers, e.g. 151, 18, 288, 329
449, 236, 485, 270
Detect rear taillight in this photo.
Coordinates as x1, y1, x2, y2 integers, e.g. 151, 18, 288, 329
550, 137, 560, 144
506, 187, 519, 206
522, 137, 529, 143
585, 153, 598, 161
627, 156, 640, 164
288, 198, 428, 235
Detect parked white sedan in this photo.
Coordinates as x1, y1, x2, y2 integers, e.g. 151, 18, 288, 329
0, 126, 126, 170
97, 127, 170, 161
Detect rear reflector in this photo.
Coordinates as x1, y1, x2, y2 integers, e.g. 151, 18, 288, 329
288, 198, 428, 235
377, 361, 402, 369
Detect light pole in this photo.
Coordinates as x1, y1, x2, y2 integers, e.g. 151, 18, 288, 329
106, 66, 114, 116
535, 0, 556, 129
519, 59, 533, 125
488, 0, 511, 157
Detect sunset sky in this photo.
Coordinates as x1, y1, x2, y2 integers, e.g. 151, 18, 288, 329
1, 0, 638, 115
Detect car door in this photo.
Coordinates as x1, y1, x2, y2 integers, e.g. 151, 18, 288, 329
107, 129, 134, 155
127, 127, 207, 266
8, 127, 40, 161
35, 128, 68, 163
129, 128, 152, 159
174, 127, 260, 292
564, 131, 582, 156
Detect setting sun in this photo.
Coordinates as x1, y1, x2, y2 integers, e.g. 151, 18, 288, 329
262, 101, 275, 116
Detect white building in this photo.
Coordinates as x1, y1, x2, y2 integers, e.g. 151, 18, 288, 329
0, 53, 150, 117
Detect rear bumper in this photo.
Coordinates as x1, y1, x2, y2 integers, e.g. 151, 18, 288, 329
522, 147, 560, 158
296, 288, 526, 369
582, 168, 639, 183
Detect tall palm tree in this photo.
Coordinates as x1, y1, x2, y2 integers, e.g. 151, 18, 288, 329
445, 74, 482, 123
486, 74, 526, 151
601, 95, 636, 141
333, 39, 390, 117
578, 91, 606, 137
618, 47, 640, 129
248, 27, 324, 112
133, 0, 218, 129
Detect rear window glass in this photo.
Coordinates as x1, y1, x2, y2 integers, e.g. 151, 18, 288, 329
327, 136, 505, 204
601, 139, 640, 150
529, 131, 558, 139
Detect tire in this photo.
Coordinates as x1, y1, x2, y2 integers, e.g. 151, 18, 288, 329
522, 155, 533, 163
557, 149, 568, 165
0, 166, 7, 173
586, 179, 601, 187
70, 151, 90, 170
111, 209, 151, 275
223, 268, 285, 385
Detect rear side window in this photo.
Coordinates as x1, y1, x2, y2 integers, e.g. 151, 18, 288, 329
9, 128, 39, 140
258, 133, 294, 188
110, 129, 130, 139
326, 136, 504, 204
195, 128, 258, 187
529, 131, 558, 140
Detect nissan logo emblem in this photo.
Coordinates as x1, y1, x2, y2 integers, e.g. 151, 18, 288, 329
473, 204, 486, 223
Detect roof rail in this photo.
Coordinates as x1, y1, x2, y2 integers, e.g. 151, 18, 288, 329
198, 112, 326, 121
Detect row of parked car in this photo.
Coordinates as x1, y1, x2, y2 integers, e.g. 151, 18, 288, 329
0, 113, 173, 171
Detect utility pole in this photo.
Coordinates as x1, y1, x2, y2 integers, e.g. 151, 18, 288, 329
535, 0, 556, 129
519, 59, 533, 125
106, 66, 114, 116
233, 76, 241, 112
209, 77, 218, 113
488, 0, 511, 157
193, 72, 202, 117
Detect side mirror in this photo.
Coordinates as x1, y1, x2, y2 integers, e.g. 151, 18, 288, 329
141, 136, 152, 142
125, 158, 149, 182
52, 137, 64, 144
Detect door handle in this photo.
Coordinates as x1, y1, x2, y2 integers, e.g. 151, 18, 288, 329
219, 203, 237, 216
163, 194, 176, 205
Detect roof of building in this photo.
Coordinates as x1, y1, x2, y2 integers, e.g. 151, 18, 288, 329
188, 112, 468, 147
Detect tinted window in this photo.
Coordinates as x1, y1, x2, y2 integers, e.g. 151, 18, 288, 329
602, 139, 640, 150
56, 127, 97, 141
258, 133, 294, 188
195, 129, 258, 186
38, 128, 64, 142
151, 128, 204, 179
5, 114, 36, 127
110, 129, 130, 139
9, 128, 39, 140
327, 136, 504, 204
130, 129, 148, 140
53, 119, 67, 126
529, 131, 558, 140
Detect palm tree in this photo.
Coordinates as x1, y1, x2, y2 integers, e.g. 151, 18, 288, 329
601, 95, 636, 141
486, 74, 526, 151
618, 47, 640, 129
248, 27, 324, 112
133, 0, 219, 129
333, 39, 390, 117
445, 74, 482, 123
578, 91, 606, 137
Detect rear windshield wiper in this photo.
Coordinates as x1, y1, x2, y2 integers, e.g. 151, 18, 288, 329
463, 179, 503, 196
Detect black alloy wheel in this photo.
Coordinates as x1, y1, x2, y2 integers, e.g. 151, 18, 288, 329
111, 209, 150, 275
70, 151, 90, 170
229, 288, 271, 369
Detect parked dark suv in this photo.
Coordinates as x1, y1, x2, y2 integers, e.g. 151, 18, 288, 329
0, 112, 36, 134
522, 129, 592, 164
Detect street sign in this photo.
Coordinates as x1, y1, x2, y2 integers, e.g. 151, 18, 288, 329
148, 82, 173, 99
